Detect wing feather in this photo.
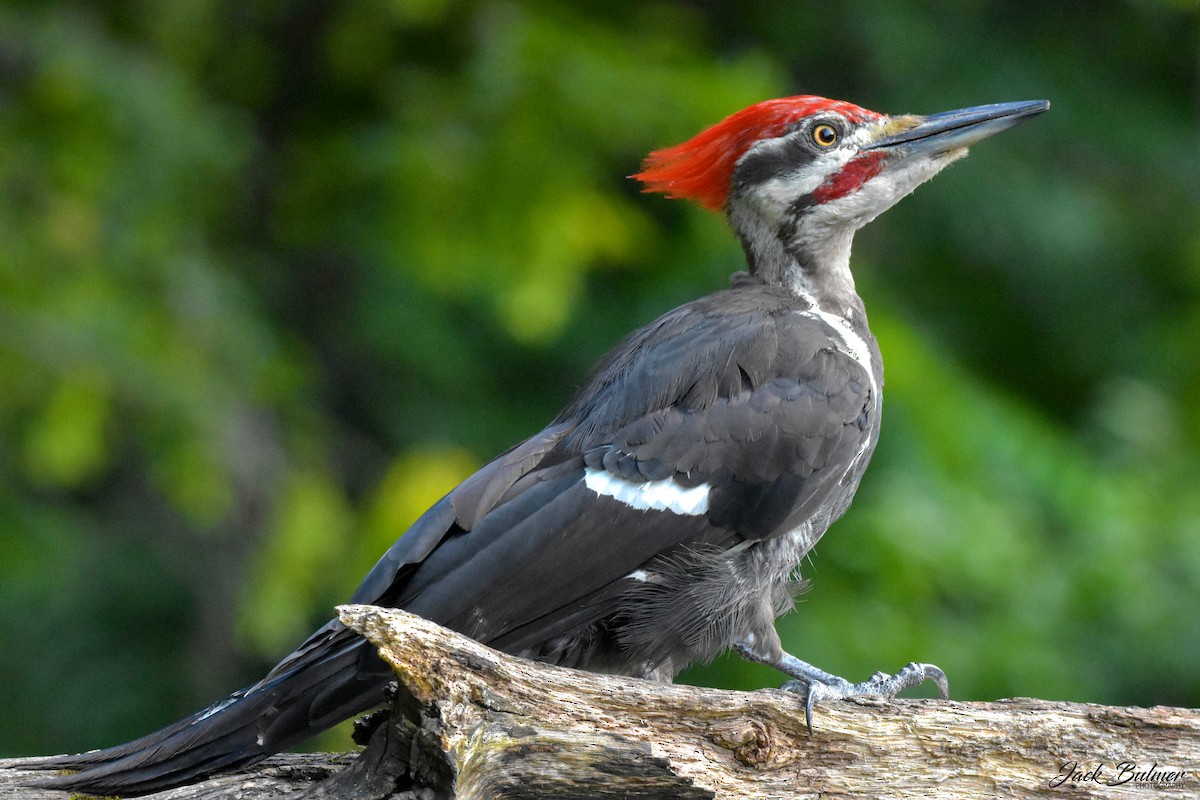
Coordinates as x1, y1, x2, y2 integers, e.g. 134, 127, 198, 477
345, 283, 878, 658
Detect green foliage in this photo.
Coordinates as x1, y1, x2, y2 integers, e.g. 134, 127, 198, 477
1, 0, 1197, 759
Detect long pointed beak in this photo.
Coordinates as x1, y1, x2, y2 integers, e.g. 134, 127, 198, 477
866, 100, 1050, 156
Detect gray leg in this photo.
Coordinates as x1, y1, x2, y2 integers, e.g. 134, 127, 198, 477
733, 641, 949, 733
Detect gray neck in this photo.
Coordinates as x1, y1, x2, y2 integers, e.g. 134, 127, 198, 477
729, 201, 862, 318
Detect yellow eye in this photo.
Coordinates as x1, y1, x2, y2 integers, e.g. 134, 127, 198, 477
812, 123, 839, 147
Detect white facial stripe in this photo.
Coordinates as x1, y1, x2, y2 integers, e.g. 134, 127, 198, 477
741, 114, 897, 221
584, 468, 711, 516
747, 147, 855, 225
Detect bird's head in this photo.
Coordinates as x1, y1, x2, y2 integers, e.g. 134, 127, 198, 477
634, 95, 1048, 310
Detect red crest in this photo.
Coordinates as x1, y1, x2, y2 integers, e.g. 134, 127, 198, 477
633, 96, 882, 211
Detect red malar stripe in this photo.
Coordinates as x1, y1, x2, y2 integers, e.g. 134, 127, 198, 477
811, 152, 886, 205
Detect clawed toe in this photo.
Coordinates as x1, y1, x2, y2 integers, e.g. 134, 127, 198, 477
733, 640, 949, 734
780, 661, 949, 733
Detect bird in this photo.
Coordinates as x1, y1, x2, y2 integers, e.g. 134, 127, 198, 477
22, 93, 1048, 796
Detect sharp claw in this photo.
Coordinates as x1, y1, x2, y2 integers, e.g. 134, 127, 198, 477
919, 662, 950, 699
777, 678, 820, 734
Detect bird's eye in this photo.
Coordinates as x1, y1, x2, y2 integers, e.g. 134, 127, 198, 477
811, 123, 839, 148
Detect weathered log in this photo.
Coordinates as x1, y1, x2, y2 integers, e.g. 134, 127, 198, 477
3, 604, 1197, 799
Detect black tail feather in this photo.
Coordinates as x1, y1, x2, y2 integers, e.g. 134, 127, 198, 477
18, 621, 391, 797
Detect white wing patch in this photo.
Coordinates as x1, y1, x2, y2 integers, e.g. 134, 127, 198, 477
584, 468, 710, 516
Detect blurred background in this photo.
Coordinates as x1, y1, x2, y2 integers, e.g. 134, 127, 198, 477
1, 0, 1198, 758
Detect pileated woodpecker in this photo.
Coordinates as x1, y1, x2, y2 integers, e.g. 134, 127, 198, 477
24, 95, 1047, 796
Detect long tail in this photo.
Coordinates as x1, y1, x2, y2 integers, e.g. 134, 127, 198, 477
19, 620, 392, 797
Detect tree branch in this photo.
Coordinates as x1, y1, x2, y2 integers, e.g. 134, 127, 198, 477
4, 604, 1197, 798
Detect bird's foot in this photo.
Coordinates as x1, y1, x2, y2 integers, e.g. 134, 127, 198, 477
780, 661, 949, 732
732, 642, 948, 733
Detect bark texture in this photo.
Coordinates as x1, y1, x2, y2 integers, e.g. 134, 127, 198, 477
3, 604, 1197, 799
